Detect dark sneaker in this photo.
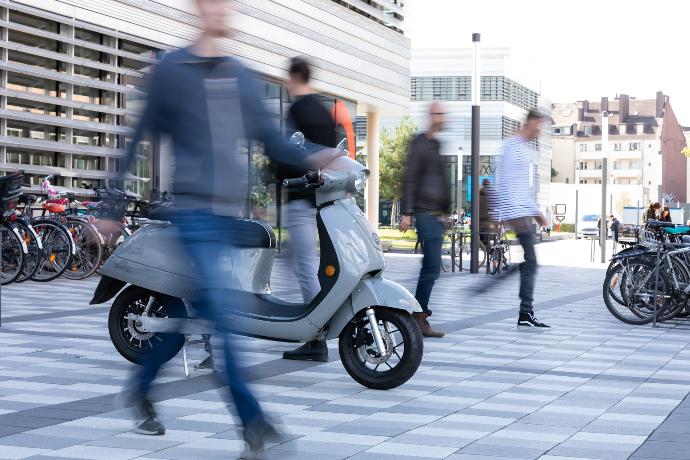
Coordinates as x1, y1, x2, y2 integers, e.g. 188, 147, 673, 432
133, 399, 165, 436
241, 417, 283, 459
135, 416, 165, 436
518, 312, 550, 328
283, 340, 328, 362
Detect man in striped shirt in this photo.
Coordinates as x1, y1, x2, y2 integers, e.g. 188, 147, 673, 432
495, 110, 550, 327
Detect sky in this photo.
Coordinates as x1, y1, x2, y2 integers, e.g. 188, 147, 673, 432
405, 0, 690, 123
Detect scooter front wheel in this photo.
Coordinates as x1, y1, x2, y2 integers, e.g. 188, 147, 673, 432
339, 308, 423, 390
109, 286, 187, 365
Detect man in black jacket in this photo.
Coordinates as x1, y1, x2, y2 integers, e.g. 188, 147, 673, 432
281, 57, 337, 362
400, 101, 449, 338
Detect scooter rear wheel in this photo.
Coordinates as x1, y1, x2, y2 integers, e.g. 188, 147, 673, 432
109, 286, 187, 365
339, 308, 423, 390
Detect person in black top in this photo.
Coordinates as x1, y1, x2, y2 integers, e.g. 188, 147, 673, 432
660, 207, 672, 222
281, 57, 337, 362
399, 101, 449, 338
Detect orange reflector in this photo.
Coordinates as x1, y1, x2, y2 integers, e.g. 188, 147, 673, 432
325, 265, 336, 277
49, 254, 56, 263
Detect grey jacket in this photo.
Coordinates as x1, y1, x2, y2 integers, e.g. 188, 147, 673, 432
123, 47, 309, 215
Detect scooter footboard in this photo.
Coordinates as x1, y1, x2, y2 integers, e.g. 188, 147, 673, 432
326, 277, 422, 340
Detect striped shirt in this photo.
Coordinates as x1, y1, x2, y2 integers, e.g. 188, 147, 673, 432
495, 135, 540, 221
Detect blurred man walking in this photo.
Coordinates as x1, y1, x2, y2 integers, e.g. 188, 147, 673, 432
281, 57, 337, 363
400, 101, 448, 338
495, 110, 550, 327
118, 0, 339, 456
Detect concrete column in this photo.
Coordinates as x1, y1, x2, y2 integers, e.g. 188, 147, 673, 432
0, 7, 8, 165
365, 111, 380, 230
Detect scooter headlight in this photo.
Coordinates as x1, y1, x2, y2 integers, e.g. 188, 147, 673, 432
354, 170, 369, 192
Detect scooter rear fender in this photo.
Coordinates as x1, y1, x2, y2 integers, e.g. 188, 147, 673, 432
90, 275, 126, 305
326, 276, 422, 340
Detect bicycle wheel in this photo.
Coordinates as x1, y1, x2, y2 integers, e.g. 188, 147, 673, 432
487, 245, 501, 275
63, 219, 103, 280
30, 219, 73, 282
603, 259, 671, 325
98, 221, 130, 263
14, 221, 41, 283
0, 223, 25, 285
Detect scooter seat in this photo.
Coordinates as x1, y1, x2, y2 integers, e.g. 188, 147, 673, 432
230, 219, 276, 249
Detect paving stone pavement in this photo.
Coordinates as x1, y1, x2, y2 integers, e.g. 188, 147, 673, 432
0, 242, 688, 459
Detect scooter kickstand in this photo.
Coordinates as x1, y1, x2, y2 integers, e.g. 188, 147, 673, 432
195, 335, 216, 373
182, 335, 191, 378
365, 308, 387, 356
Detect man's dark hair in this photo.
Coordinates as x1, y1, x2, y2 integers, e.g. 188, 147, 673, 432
289, 57, 311, 83
526, 109, 544, 122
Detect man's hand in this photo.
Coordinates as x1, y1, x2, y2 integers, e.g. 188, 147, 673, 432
306, 148, 346, 169
399, 215, 412, 232
536, 213, 548, 228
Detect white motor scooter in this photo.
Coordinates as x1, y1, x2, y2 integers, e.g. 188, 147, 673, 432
91, 136, 424, 390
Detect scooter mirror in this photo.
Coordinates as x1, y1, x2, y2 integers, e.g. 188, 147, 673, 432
336, 137, 347, 151
289, 131, 305, 147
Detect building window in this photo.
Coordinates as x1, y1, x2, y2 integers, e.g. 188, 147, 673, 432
410, 75, 538, 110
614, 143, 622, 151
552, 127, 562, 135
595, 143, 602, 151
584, 126, 592, 136
630, 142, 640, 150
630, 160, 641, 169
579, 144, 587, 152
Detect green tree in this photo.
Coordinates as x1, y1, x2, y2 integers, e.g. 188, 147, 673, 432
379, 116, 416, 227
250, 151, 276, 218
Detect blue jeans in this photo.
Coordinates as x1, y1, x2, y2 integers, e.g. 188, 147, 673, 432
131, 210, 263, 427
511, 219, 537, 313
286, 199, 320, 303
414, 213, 444, 312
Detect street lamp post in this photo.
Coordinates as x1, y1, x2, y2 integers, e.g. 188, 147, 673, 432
470, 33, 481, 274
457, 146, 463, 214
600, 112, 608, 263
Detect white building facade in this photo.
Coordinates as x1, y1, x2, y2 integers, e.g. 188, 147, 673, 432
0, 0, 410, 226
409, 48, 552, 213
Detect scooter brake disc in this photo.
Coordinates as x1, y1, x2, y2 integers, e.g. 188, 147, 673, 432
357, 328, 393, 365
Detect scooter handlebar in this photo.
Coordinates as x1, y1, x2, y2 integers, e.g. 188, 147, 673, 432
283, 177, 307, 188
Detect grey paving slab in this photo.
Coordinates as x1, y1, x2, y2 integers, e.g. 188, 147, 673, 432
2, 249, 690, 459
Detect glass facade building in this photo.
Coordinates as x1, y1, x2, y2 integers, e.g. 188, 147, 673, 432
0, 1, 358, 217
0, 3, 162, 196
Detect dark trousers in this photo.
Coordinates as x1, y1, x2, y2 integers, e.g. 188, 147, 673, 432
414, 213, 444, 312
512, 218, 537, 313
130, 211, 263, 427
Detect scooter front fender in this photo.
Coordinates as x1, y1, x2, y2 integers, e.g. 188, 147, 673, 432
326, 276, 422, 340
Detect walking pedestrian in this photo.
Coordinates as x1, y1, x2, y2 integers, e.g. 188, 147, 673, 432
114, 0, 341, 456
399, 101, 449, 338
281, 57, 337, 363
495, 110, 550, 328
479, 178, 497, 247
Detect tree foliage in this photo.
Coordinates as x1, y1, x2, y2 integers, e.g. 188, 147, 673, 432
379, 116, 417, 201
378, 116, 417, 227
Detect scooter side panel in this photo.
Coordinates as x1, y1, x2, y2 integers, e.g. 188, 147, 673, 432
326, 276, 422, 340
304, 201, 384, 331
100, 225, 274, 297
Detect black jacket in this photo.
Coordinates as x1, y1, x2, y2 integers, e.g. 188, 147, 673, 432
402, 133, 451, 215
